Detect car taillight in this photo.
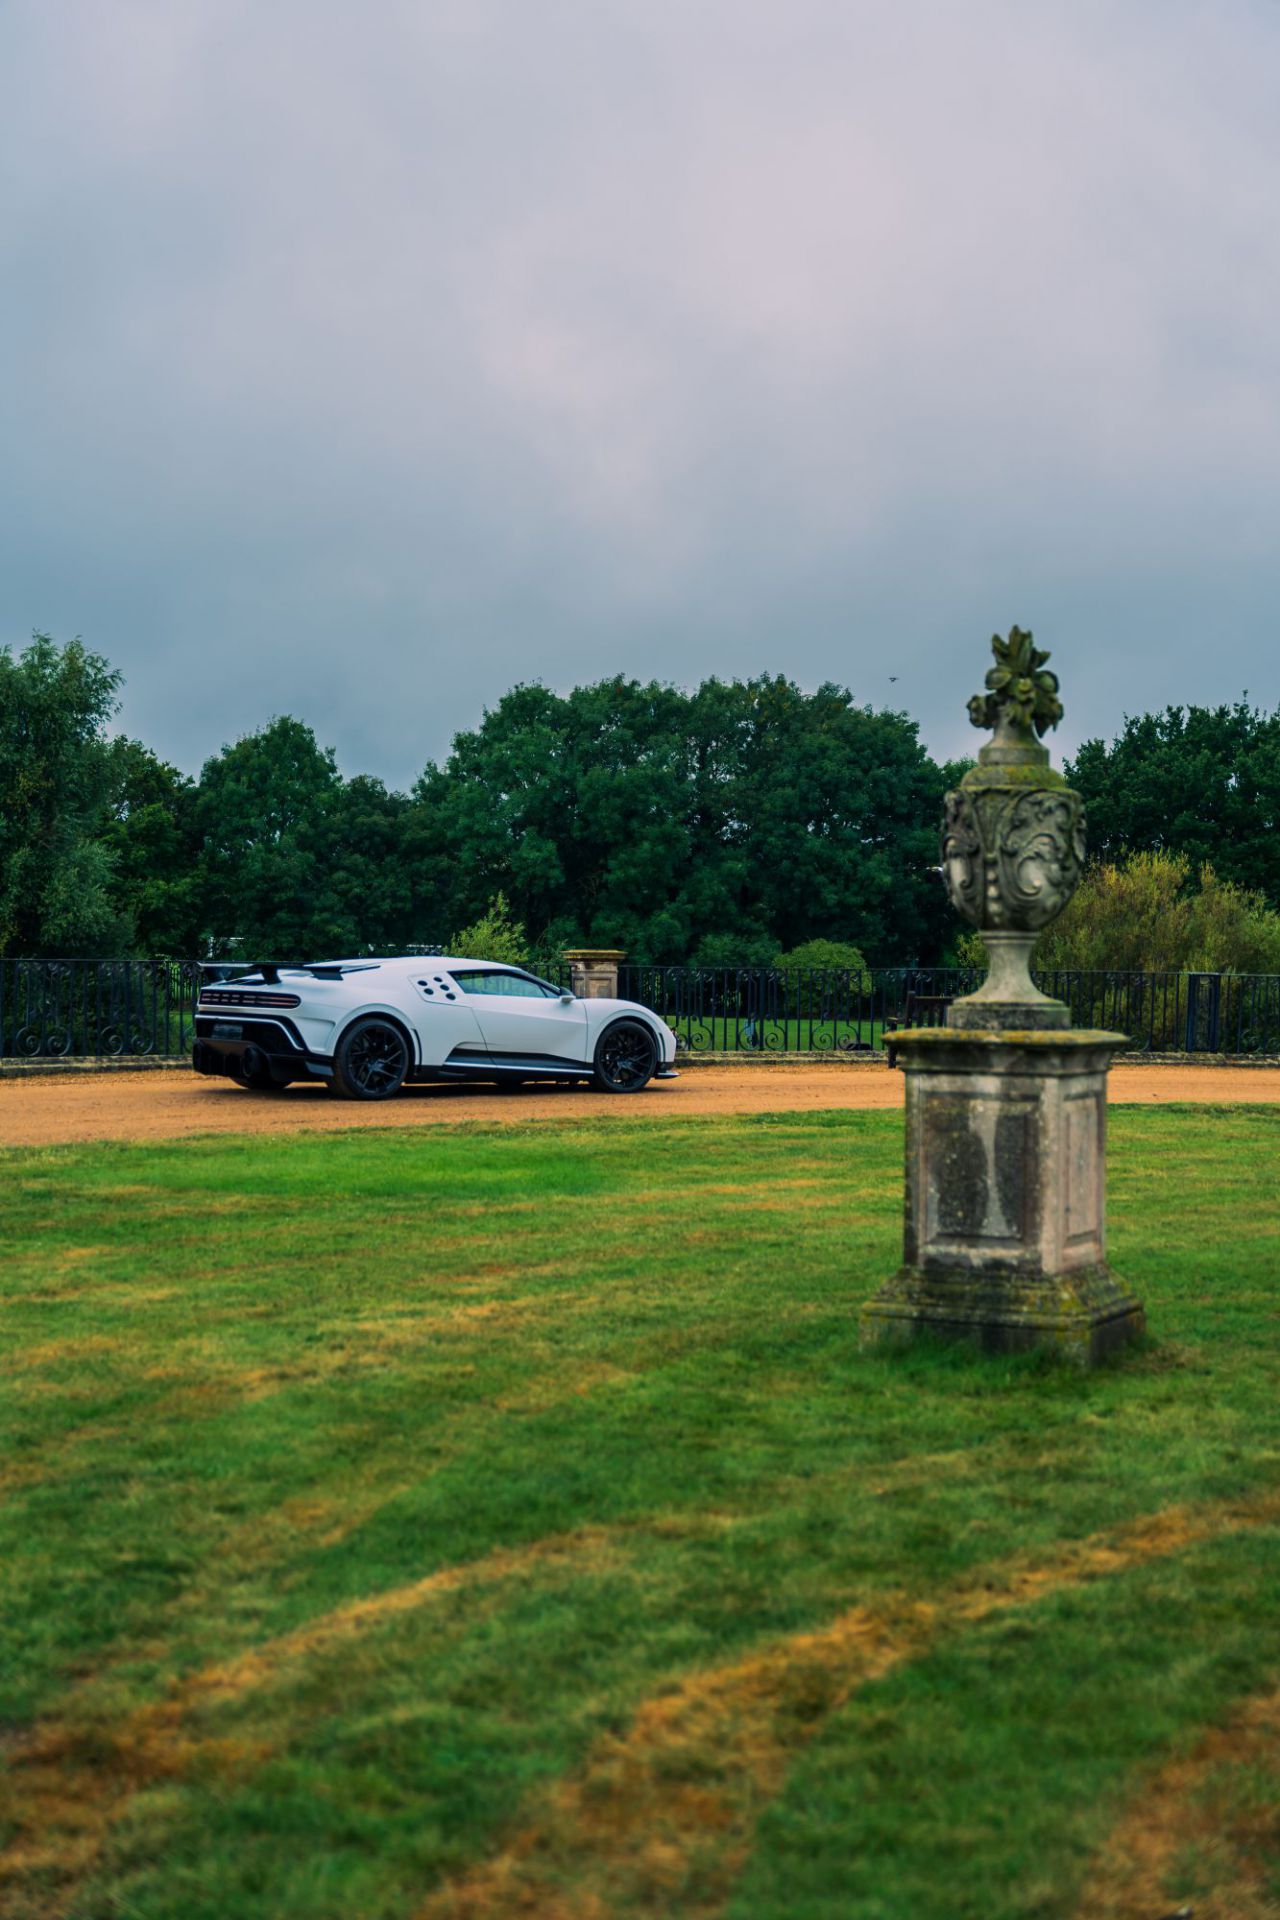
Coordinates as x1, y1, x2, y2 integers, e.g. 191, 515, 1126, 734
199, 991, 301, 1008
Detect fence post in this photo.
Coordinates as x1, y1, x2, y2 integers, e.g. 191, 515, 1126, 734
561, 949, 626, 999
1185, 972, 1222, 1053
1206, 972, 1222, 1050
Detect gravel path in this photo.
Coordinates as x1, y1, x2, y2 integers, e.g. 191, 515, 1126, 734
1, 1062, 1278, 1148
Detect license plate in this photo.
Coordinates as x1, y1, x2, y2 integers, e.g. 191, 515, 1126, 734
212, 1022, 244, 1040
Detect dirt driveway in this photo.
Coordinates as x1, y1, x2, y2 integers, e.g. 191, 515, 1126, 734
1, 1061, 1278, 1149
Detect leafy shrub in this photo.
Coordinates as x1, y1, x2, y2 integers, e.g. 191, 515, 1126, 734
1035, 852, 1280, 974
450, 892, 529, 966
772, 938, 872, 991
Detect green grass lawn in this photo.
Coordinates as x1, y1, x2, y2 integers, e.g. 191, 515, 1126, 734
1, 1106, 1278, 1920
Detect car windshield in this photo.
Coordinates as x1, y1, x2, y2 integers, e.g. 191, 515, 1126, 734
451, 970, 561, 999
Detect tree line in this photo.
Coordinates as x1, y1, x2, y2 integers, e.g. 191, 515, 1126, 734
2, 632, 1277, 968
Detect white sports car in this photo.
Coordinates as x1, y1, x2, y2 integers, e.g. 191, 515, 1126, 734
192, 956, 679, 1098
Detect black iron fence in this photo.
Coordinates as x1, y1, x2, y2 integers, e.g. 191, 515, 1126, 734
1030, 967, 1280, 1054
0, 959, 204, 1059
618, 964, 900, 1054
2, 958, 1278, 1059
618, 964, 1280, 1056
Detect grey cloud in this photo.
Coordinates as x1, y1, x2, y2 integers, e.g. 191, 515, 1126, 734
2, 0, 1277, 788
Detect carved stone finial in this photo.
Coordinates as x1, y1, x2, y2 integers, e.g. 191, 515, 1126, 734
967, 626, 1063, 739
942, 624, 1084, 1030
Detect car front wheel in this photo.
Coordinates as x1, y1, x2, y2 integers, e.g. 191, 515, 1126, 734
332, 1018, 411, 1100
592, 1020, 657, 1094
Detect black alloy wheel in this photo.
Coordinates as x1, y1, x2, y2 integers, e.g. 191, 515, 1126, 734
592, 1020, 657, 1094
332, 1017, 411, 1101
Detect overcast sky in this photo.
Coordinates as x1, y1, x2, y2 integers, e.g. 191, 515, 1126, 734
2, 1, 1277, 790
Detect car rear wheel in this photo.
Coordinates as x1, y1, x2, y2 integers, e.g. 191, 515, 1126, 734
332, 1018, 411, 1100
592, 1020, 657, 1094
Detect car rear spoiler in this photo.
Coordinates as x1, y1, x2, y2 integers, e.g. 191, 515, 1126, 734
207, 961, 383, 985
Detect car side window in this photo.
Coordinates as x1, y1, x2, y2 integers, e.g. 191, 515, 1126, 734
451, 971, 560, 999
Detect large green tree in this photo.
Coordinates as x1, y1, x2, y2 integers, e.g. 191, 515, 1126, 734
698, 677, 949, 963
405, 679, 687, 960
98, 738, 205, 954
195, 718, 426, 959
1066, 703, 1280, 908
411, 675, 950, 963
0, 634, 129, 955
325, 772, 420, 951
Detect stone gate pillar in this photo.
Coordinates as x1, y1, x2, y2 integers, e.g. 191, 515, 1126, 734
860, 627, 1145, 1368
562, 949, 626, 999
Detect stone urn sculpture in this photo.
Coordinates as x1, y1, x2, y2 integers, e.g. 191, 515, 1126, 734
860, 626, 1145, 1368
942, 627, 1084, 1029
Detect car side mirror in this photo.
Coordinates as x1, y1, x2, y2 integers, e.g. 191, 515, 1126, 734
559, 989, 575, 1003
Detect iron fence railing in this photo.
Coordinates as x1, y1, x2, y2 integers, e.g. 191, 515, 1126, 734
617, 965, 1280, 1056
0, 959, 204, 1059
618, 965, 916, 1054
1024, 968, 1280, 1054
3, 958, 1279, 1059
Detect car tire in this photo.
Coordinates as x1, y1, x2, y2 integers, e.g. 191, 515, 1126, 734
331, 1017, 411, 1101
592, 1019, 657, 1094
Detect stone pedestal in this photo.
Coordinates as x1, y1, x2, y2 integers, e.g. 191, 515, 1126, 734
562, 949, 626, 999
861, 1028, 1145, 1367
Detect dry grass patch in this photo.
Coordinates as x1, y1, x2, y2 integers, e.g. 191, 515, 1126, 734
1075, 1683, 1280, 1920
417, 1494, 1280, 1920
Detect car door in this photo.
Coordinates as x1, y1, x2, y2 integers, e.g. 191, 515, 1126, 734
407, 968, 490, 1068
447, 969, 587, 1066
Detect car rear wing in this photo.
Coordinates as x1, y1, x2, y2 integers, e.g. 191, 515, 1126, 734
202, 961, 383, 986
